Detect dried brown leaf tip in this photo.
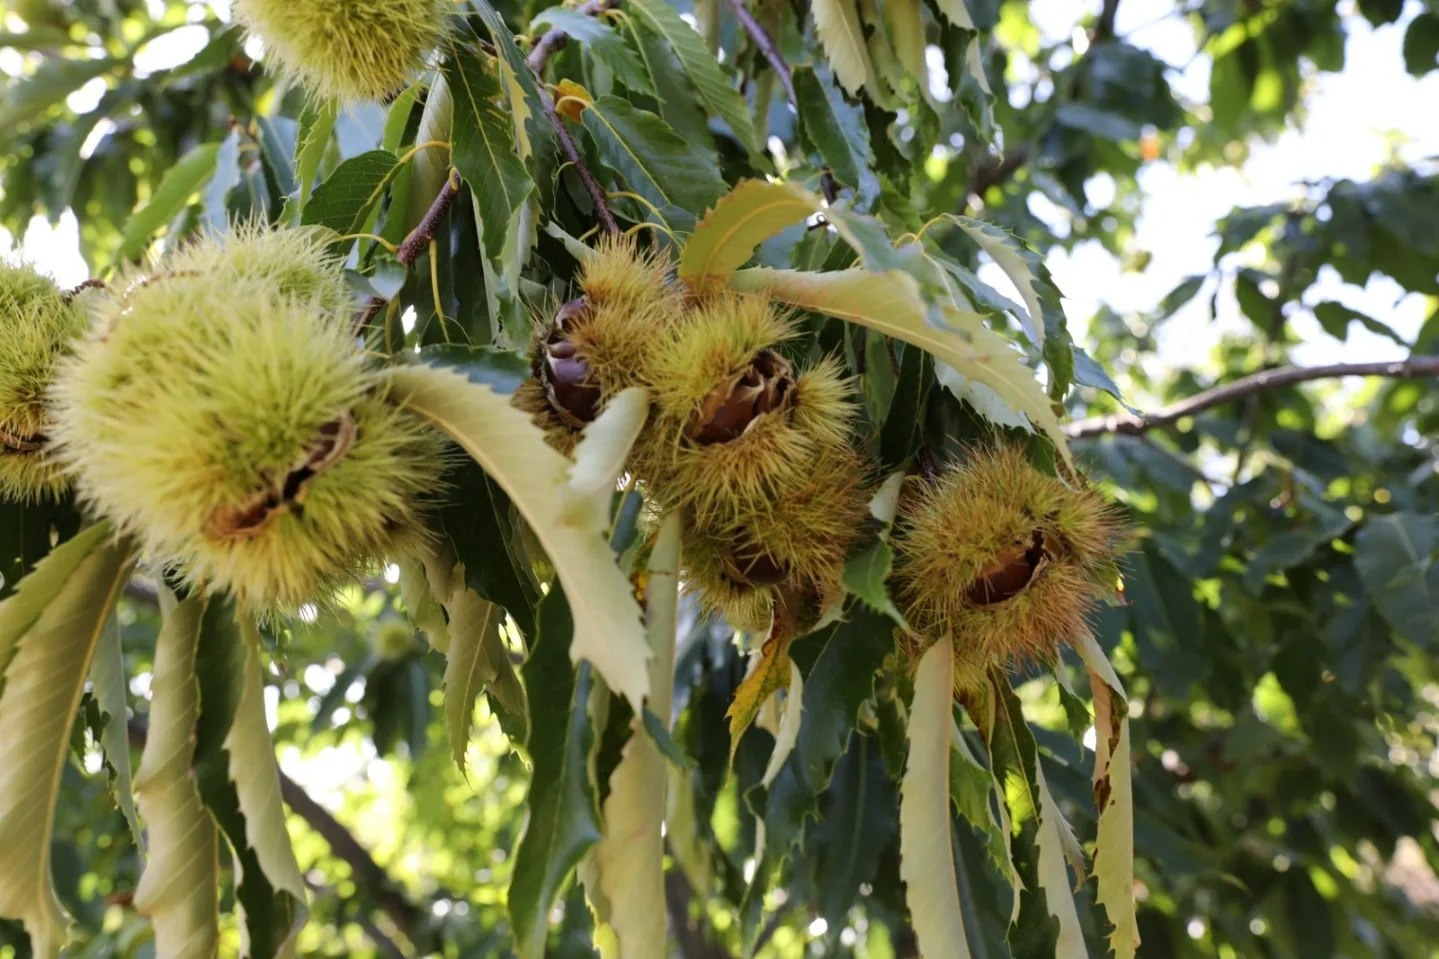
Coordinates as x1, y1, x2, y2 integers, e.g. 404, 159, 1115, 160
686, 348, 795, 445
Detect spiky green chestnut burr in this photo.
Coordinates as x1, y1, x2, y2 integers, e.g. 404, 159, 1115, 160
0, 264, 90, 502
51, 271, 443, 613
681, 444, 872, 633
162, 223, 353, 316
233, 0, 450, 101
891, 445, 1126, 693
639, 293, 857, 525
372, 618, 416, 660
515, 237, 685, 447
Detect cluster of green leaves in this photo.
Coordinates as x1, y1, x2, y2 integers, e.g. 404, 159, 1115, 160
2, 0, 1438, 958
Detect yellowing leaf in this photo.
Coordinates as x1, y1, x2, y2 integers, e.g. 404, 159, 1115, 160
728, 266, 1074, 467
229, 622, 308, 907
725, 626, 791, 763
813, 0, 876, 95
0, 523, 134, 958
900, 639, 973, 959
759, 661, 805, 789
593, 513, 681, 959
552, 78, 592, 124
387, 363, 650, 709
679, 180, 823, 283
500, 59, 541, 158
1077, 631, 1139, 959
563, 387, 650, 530
133, 593, 220, 959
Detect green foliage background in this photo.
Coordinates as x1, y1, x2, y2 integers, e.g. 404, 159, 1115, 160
2, 0, 1438, 957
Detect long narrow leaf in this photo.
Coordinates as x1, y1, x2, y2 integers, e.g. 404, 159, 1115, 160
133, 593, 220, 959
593, 512, 682, 959
900, 638, 972, 958
0, 523, 134, 958
387, 363, 650, 709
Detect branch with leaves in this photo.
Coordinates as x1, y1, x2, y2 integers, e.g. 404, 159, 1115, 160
1066, 356, 1439, 437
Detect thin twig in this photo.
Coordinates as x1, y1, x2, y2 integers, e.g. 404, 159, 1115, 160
1094, 0, 1122, 42
725, 0, 797, 108
525, 0, 620, 235
1066, 356, 1439, 438
354, 168, 462, 331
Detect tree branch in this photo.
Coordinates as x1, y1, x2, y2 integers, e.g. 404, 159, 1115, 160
1065, 356, 1439, 438
725, 0, 796, 109
526, 0, 619, 236
1094, 0, 1122, 42
968, 146, 1030, 202
354, 167, 463, 331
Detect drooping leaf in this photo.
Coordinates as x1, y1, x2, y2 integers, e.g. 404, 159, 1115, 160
509, 589, 602, 959
562, 387, 650, 531
191, 600, 301, 959
812, 0, 876, 96
726, 628, 793, 762
1076, 633, 1139, 959
300, 149, 399, 238
900, 638, 973, 959
387, 363, 650, 708
793, 65, 880, 202
728, 266, 1074, 466
447, 49, 535, 266
626, 0, 762, 156
116, 142, 222, 262
88, 613, 141, 847
442, 583, 503, 772
579, 95, 728, 221
811, 734, 897, 927
531, 8, 653, 95
0, 523, 134, 958
132, 593, 220, 959
758, 662, 805, 789
592, 513, 682, 959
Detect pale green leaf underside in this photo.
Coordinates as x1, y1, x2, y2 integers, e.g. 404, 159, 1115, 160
133, 593, 220, 959
387, 363, 650, 709
0, 523, 134, 959
728, 266, 1074, 467
1077, 632, 1140, 959
229, 621, 309, 906
813, 0, 876, 95
563, 386, 651, 531
442, 583, 502, 773
592, 512, 681, 959
900, 639, 972, 959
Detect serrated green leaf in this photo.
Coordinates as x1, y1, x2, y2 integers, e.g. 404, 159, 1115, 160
417, 343, 531, 395
509, 590, 602, 959
442, 584, 502, 772
447, 49, 535, 267
116, 142, 221, 262
387, 363, 650, 709
1076, 633, 1139, 959
625, 15, 715, 155
757, 607, 893, 858
592, 513, 681, 959
1354, 513, 1439, 648
300, 149, 399, 238
811, 734, 896, 927
950, 723, 1017, 895
843, 540, 908, 626
794, 65, 880, 201
293, 99, 337, 211
812, 0, 877, 96
0, 522, 133, 958
0, 56, 116, 128
627, 0, 762, 157
132, 593, 220, 959
229, 620, 307, 896
580, 94, 727, 219
728, 266, 1074, 467
901, 638, 973, 958
532, 8, 653, 95
192, 600, 301, 959
89, 613, 141, 848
